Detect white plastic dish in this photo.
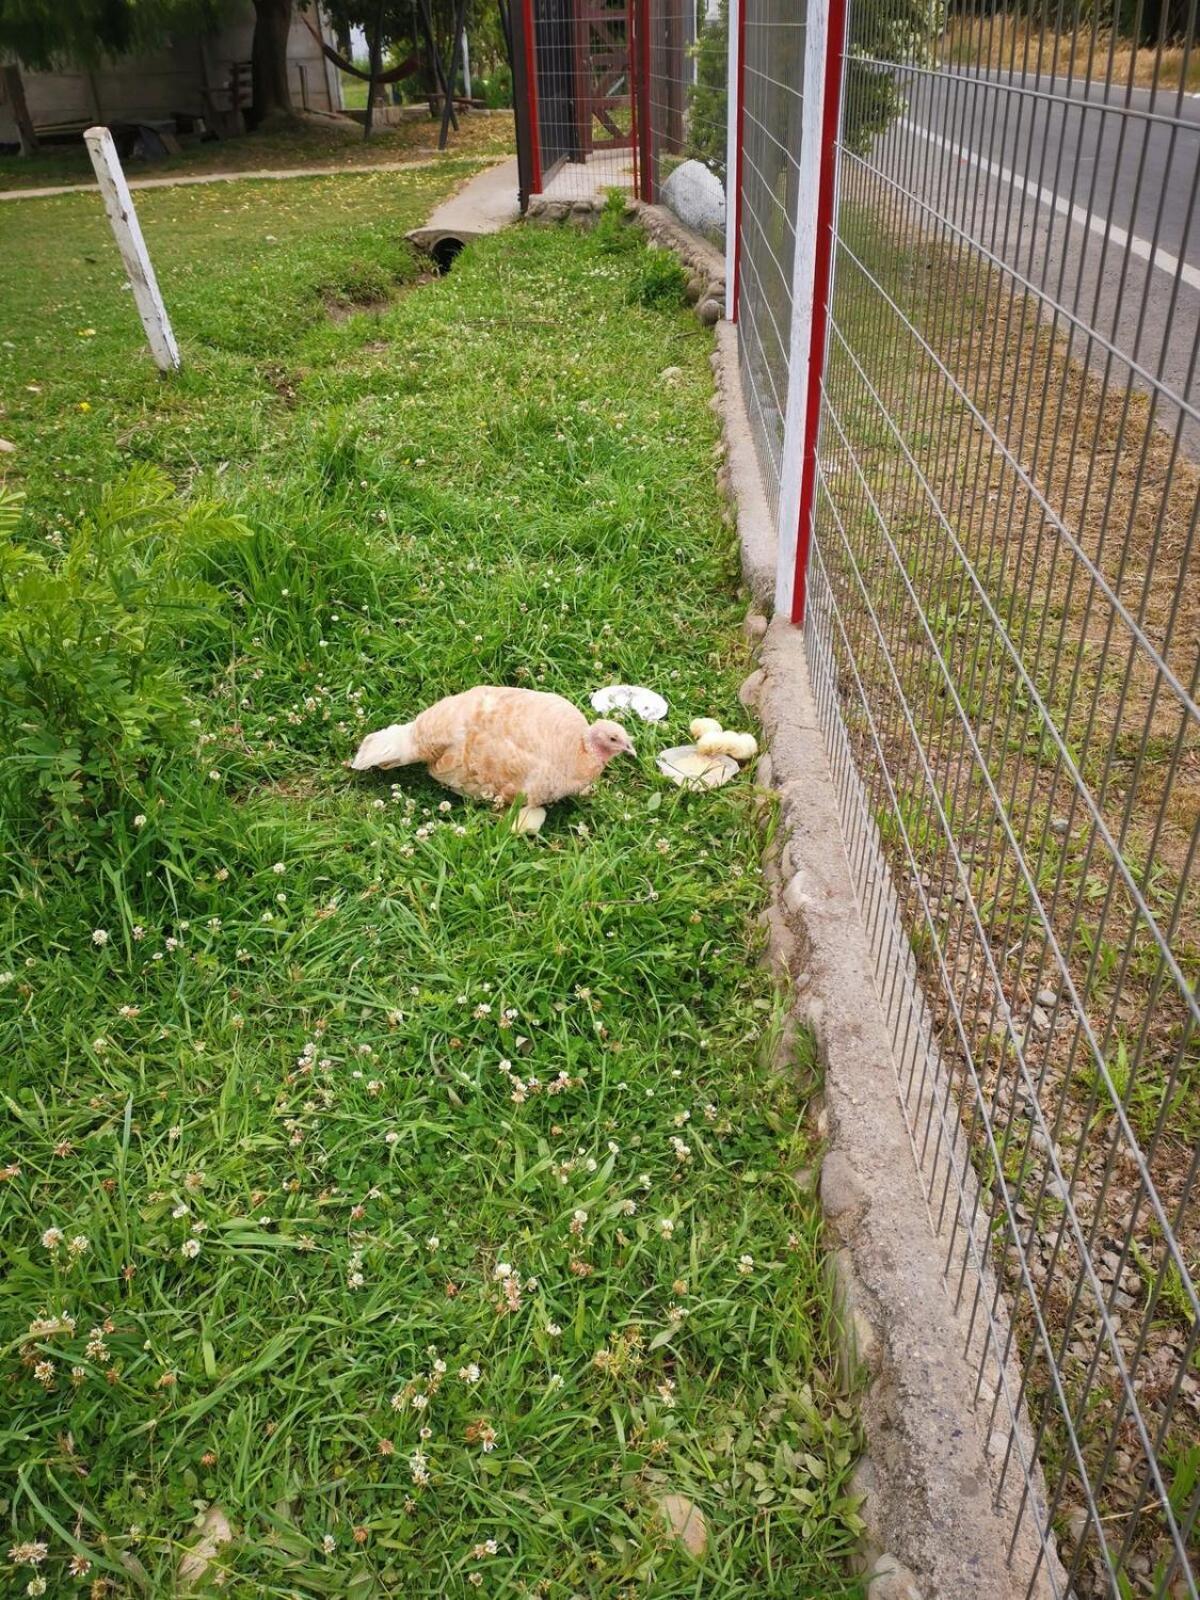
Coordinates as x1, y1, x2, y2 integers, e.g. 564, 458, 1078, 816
590, 684, 669, 723
656, 744, 739, 790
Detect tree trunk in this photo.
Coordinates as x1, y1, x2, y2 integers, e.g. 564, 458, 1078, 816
2, 63, 38, 156
250, 0, 295, 126
363, 0, 386, 139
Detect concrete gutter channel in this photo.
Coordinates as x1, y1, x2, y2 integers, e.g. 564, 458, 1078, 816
429, 175, 1062, 1596
701, 224, 1059, 1598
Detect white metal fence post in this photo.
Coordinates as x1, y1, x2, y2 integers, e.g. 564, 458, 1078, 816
772, 0, 833, 620
723, 0, 742, 322
84, 126, 181, 374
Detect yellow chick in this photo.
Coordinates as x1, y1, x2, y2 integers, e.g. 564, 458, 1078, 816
696, 729, 759, 763
689, 717, 723, 741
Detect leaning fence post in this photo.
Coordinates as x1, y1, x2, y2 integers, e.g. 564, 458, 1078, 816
83, 126, 181, 373
773, 0, 847, 622
723, 0, 744, 322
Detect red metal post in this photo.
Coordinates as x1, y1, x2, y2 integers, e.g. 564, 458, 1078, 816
791, 0, 847, 624
521, 0, 543, 195
632, 0, 653, 203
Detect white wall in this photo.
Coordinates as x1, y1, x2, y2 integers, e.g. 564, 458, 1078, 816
0, 4, 341, 145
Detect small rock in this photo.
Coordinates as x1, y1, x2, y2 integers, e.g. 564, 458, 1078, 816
1064, 1505, 1089, 1544
868, 1553, 924, 1600
0, 438, 15, 453
684, 274, 703, 304
543, 200, 569, 222
1036, 987, 1059, 1008
660, 364, 683, 384
1051, 816, 1069, 834
738, 668, 764, 708
179, 1504, 234, 1590
743, 611, 768, 640
696, 297, 722, 326
660, 158, 727, 237
570, 199, 593, 217
1030, 1005, 1051, 1032
654, 1493, 708, 1558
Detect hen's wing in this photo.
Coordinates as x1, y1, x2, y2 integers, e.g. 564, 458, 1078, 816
416, 688, 590, 804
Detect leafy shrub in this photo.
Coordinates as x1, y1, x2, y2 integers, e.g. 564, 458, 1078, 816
685, 0, 946, 168
686, 0, 729, 180
626, 246, 689, 309
0, 467, 247, 846
481, 63, 513, 108
594, 186, 638, 255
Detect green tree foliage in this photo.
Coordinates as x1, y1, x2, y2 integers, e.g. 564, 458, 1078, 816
684, 0, 945, 178
0, 0, 226, 68
686, 0, 728, 179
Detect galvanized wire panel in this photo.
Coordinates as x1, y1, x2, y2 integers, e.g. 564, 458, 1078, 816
645, 0, 729, 238
737, 0, 808, 521
803, 0, 1200, 1594
530, 0, 638, 201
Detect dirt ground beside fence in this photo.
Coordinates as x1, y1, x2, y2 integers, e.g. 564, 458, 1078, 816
825, 203, 1198, 1595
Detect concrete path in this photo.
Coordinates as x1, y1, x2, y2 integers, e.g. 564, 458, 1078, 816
0, 153, 509, 203
406, 156, 520, 250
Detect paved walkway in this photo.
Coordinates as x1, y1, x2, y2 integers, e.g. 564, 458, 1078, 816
0, 153, 509, 203
407, 157, 519, 245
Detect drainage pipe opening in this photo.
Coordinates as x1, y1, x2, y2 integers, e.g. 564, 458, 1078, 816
430, 236, 465, 274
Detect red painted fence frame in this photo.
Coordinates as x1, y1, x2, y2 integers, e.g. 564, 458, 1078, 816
790, 0, 848, 624
520, 0, 543, 196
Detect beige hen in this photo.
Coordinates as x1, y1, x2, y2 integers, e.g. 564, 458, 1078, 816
351, 686, 635, 832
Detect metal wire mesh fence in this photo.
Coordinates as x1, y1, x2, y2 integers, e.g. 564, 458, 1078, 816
737, 0, 807, 523
644, 0, 730, 238
798, 0, 1200, 1593
526, 0, 638, 201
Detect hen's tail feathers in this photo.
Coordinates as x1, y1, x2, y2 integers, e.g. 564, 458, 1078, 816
351, 722, 419, 771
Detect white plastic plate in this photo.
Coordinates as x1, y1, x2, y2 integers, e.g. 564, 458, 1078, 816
590, 684, 669, 723
656, 744, 739, 790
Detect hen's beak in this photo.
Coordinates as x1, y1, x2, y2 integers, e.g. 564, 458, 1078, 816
622, 735, 637, 757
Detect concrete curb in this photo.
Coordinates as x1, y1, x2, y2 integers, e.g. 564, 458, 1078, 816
698, 303, 1060, 1597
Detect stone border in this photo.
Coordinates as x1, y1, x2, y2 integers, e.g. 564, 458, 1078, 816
524, 196, 728, 328
684, 232, 1057, 1593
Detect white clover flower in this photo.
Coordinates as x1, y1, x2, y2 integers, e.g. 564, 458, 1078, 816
91, 929, 108, 947
657, 1218, 675, 1238
458, 1363, 481, 1384
67, 1234, 89, 1256
272, 862, 286, 875
737, 1254, 754, 1275
133, 814, 147, 829
41, 1227, 64, 1250
321, 1533, 336, 1554
181, 1238, 201, 1260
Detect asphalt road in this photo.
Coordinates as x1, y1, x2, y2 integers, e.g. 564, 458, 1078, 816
865, 62, 1200, 456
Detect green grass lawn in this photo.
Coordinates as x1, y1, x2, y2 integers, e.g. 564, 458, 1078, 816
0, 175, 861, 1596
0, 112, 514, 192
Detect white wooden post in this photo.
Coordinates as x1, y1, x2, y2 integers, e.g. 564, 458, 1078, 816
84, 126, 181, 373
773, 0, 834, 618
723, 0, 742, 322
461, 31, 473, 99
